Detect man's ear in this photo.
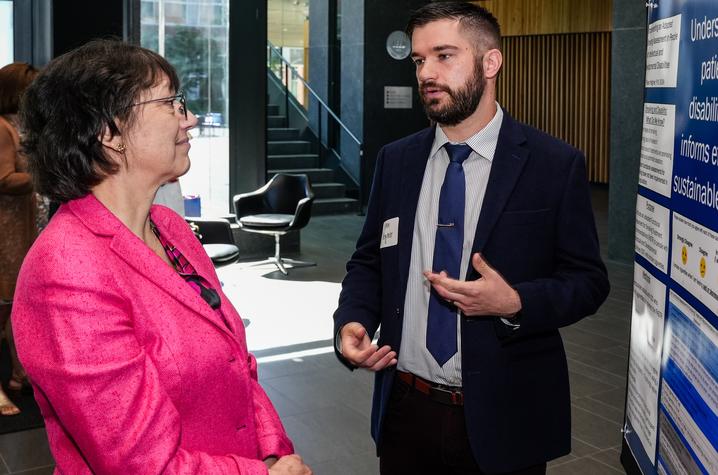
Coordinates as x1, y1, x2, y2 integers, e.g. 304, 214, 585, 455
482, 48, 503, 80
99, 125, 125, 154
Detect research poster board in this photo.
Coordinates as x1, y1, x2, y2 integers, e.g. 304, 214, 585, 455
623, 1, 718, 474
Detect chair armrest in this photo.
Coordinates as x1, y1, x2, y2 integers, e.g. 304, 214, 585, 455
233, 192, 266, 218
185, 217, 235, 245
288, 196, 314, 230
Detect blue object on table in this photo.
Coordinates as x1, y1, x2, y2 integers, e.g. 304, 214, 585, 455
184, 195, 201, 217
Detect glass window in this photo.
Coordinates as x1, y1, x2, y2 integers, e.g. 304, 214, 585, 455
268, 0, 309, 106
165, 2, 186, 24
141, 1, 157, 22
0, 1, 13, 67
141, 0, 230, 217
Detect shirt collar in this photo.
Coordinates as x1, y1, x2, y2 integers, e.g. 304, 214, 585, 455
429, 102, 504, 162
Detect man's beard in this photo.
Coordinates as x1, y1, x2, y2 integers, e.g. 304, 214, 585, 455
419, 59, 485, 126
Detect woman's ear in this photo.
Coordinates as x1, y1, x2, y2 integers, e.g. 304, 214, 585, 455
482, 48, 503, 80
99, 125, 126, 154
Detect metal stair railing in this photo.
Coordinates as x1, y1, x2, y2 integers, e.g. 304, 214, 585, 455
267, 41, 364, 212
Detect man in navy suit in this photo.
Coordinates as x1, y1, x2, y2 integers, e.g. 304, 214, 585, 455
334, 3, 610, 475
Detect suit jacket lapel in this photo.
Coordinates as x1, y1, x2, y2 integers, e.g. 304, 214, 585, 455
69, 195, 236, 339
112, 223, 238, 340
151, 211, 244, 338
398, 127, 435, 300
467, 113, 529, 279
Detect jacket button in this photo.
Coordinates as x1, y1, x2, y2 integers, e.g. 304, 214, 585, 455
395, 307, 400, 317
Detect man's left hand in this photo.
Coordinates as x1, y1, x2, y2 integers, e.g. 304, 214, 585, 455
423, 253, 522, 318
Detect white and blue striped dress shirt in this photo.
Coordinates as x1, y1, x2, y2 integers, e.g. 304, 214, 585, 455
396, 105, 503, 386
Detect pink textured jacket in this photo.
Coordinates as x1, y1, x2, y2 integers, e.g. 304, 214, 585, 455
12, 194, 293, 474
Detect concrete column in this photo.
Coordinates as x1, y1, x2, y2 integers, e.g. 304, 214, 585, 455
229, 0, 267, 197
308, 0, 330, 141
338, 0, 364, 182
357, 0, 430, 200
608, 0, 647, 263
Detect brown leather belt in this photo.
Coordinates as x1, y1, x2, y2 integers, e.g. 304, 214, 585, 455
396, 370, 464, 406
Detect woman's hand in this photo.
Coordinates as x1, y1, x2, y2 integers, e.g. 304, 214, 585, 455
268, 454, 313, 474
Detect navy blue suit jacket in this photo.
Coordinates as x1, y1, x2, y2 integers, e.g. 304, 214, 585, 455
334, 112, 610, 474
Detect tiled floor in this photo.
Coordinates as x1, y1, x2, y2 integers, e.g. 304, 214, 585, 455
0, 186, 632, 474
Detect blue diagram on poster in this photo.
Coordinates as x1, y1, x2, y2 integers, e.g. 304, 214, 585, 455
623, 1, 718, 474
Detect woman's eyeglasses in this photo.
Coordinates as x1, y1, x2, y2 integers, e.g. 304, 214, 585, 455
130, 90, 187, 119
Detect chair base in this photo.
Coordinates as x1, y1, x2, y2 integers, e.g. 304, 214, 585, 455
246, 256, 315, 275
239, 231, 315, 275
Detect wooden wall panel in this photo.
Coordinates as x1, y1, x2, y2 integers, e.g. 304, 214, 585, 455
497, 33, 611, 183
472, 0, 612, 36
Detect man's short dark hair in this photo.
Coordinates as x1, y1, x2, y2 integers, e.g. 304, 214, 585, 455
20, 39, 180, 203
406, 1, 501, 51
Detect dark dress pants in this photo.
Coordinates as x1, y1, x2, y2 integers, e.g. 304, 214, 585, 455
378, 376, 547, 475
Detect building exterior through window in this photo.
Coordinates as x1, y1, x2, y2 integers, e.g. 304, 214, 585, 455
0, 1, 13, 67
141, 0, 230, 217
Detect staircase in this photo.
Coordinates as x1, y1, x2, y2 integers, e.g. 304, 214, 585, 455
267, 103, 359, 215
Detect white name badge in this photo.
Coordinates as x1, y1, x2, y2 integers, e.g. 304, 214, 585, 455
380, 217, 399, 248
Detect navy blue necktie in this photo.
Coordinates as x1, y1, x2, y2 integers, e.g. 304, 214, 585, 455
426, 143, 472, 366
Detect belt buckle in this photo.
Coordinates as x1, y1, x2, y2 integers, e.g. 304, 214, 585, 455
430, 386, 463, 406
451, 390, 463, 405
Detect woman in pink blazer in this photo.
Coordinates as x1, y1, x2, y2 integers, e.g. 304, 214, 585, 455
12, 40, 312, 475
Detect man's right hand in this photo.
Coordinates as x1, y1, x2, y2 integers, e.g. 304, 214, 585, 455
268, 454, 312, 474
340, 322, 397, 371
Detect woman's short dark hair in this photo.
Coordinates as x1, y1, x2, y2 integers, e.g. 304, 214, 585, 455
20, 39, 180, 203
0, 62, 39, 114
406, 1, 501, 52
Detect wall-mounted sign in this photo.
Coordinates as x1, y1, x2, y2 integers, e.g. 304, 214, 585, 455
386, 30, 411, 60
384, 86, 412, 109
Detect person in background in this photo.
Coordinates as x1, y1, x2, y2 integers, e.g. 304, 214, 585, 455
0, 62, 39, 416
12, 40, 311, 475
334, 3, 609, 474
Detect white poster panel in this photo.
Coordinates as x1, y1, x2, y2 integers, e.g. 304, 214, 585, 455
626, 263, 667, 463
645, 14, 682, 88
640, 103, 676, 197
635, 195, 671, 273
